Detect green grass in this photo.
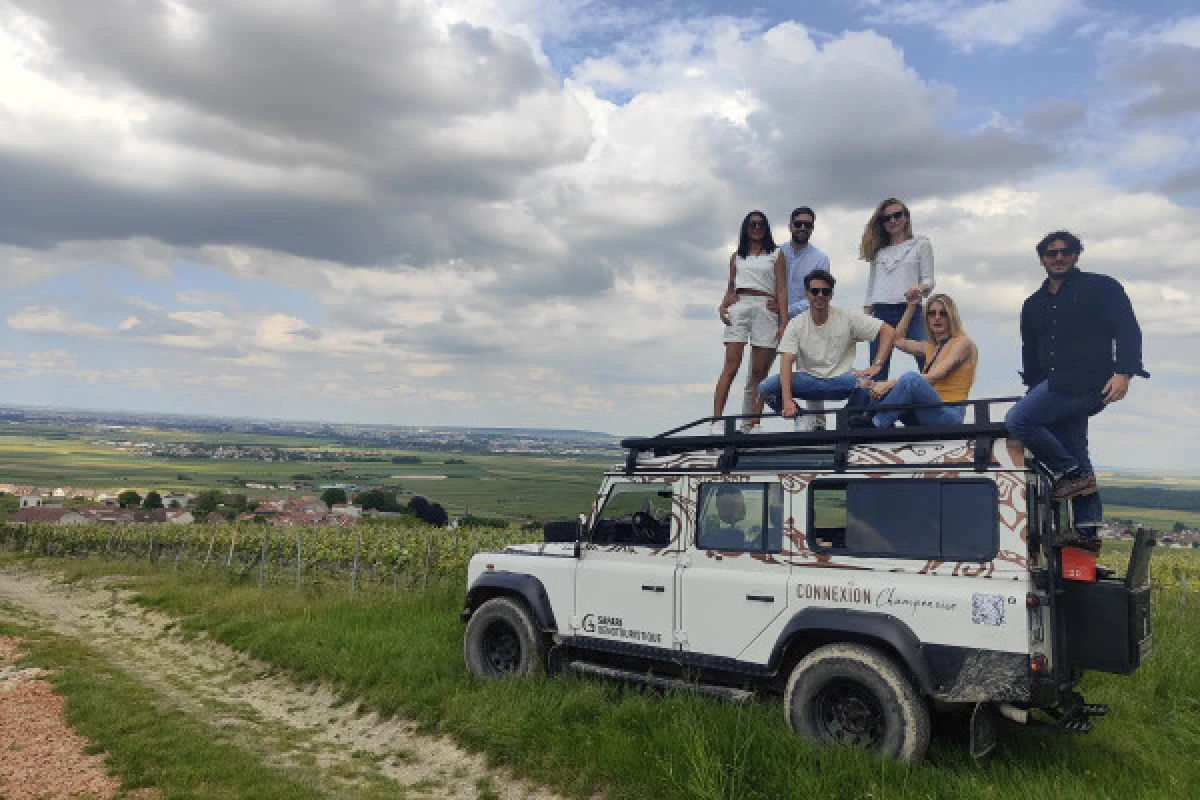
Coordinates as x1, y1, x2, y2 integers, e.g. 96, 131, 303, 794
1104, 505, 1200, 531
0, 616, 328, 799
24, 549, 1199, 800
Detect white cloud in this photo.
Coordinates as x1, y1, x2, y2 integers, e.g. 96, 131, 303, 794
861, 0, 1085, 49
7, 306, 108, 337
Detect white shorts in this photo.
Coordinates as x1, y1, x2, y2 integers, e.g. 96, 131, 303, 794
723, 294, 780, 348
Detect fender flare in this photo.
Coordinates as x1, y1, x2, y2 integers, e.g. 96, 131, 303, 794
464, 571, 558, 632
768, 608, 937, 694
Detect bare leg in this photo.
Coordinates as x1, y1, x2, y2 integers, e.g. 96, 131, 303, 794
747, 346, 775, 426
713, 342, 747, 420
742, 350, 775, 431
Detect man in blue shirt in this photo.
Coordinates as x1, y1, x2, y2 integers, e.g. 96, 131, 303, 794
1004, 231, 1148, 552
736, 207, 830, 431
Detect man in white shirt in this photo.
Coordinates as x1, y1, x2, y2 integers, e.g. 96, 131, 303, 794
735, 207, 831, 430
757, 270, 897, 431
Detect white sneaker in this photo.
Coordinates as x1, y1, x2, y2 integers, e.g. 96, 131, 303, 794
794, 415, 817, 432
709, 422, 723, 436
744, 423, 762, 434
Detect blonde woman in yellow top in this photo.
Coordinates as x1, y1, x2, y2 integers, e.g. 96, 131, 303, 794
856, 293, 976, 427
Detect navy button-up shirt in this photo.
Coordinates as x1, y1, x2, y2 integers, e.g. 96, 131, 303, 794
1019, 268, 1148, 396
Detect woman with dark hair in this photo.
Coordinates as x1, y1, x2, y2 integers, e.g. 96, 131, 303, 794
713, 211, 787, 434
859, 197, 935, 379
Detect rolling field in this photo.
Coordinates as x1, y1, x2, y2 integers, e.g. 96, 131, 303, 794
0, 428, 614, 519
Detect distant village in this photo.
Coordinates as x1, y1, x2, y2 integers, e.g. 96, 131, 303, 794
0, 483, 458, 529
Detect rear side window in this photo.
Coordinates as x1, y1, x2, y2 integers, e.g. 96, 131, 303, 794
809, 479, 997, 561
697, 483, 784, 552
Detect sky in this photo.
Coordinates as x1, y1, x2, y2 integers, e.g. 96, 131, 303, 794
1, 0, 1199, 469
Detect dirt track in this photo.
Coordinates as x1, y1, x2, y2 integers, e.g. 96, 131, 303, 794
0, 566, 563, 800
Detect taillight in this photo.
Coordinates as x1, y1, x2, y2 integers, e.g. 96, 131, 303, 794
1026, 592, 1041, 609
1030, 653, 1047, 675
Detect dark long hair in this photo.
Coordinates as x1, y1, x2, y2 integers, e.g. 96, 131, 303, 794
736, 210, 777, 259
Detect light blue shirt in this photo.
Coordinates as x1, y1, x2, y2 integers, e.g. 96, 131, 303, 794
781, 241, 831, 320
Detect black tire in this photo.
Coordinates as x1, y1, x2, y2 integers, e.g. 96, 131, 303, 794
784, 643, 931, 762
463, 596, 546, 679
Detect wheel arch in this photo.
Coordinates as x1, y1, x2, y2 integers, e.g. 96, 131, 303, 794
768, 608, 936, 695
463, 571, 558, 632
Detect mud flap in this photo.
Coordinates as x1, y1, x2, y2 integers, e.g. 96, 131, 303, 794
969, 703, 998, 758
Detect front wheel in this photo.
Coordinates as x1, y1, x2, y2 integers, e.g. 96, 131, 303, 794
464, 597, 546, 678
784, 643, 930, 762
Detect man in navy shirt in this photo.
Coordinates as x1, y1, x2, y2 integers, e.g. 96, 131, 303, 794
1005, 231, 1148, 551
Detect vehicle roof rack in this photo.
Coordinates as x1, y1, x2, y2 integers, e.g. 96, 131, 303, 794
620, 396, 1021, 475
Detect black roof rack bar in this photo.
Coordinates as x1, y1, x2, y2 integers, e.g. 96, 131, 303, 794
620, 396, 1023, 473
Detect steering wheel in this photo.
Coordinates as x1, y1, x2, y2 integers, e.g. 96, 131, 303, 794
631, 511, 660, 543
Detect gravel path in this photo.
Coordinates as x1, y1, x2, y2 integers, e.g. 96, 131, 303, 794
0, 566, 565, 800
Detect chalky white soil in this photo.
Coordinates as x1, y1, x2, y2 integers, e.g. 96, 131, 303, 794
0, 567, 563, 799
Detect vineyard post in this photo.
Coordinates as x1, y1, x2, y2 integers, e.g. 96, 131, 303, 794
393, 529, 402, 596
350, 527, 362, 599
174, 528, 190, 574
295, 529, 303, 592
259, 525, 268, 588
148, 525, 156, 564
203, 524, 217, 567
135, 526, 144, 557
226, 524, 239, 568
423, 531, 433, 591
105, 529, 115, 554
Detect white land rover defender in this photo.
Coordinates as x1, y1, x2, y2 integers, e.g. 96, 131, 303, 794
460, 400, 1154, 762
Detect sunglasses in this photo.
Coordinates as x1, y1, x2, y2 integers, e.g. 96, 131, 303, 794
881, 210, 908, 223
1042, 247, 1077, 259
926, 308, 949, 318
807, 287, 833, 297
791, 219, 814, 229
747, 219, 766, 229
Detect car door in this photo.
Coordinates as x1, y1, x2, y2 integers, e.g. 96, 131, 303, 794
573, 479, 678, 651
678, 480, 791, 662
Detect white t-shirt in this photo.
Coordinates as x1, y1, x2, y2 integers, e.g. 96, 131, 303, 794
777, 306, 883, 379
734, 252, 778, 295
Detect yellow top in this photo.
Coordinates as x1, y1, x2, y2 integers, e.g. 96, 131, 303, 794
924, 336, 975, 402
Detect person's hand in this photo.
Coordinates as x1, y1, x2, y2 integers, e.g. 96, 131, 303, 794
719, 304, 732, 325
863, 305, 873, 315
1102, 373, 1131, 404
869, 379, 896, 401
903, 286, 923, 304
765, 297, 779, 314
782, 399, 798, 419
854, 363, 883, 379
776, 324, 787, 342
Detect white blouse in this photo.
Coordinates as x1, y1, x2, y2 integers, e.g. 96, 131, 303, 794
863, 235, 935, 305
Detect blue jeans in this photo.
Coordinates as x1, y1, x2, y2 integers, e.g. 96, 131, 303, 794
757, 371, 858, 411
848, 372, 965, 428
1005, 380, 1106, 527
869, 303, 926, 380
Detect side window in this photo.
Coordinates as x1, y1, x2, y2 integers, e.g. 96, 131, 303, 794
808, 479, 998, 560
592, 482, 673, 546
697, 483, 784, 552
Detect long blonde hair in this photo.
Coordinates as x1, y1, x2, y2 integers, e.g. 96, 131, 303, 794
926, 293, 977, 368
859, 197, 913, 262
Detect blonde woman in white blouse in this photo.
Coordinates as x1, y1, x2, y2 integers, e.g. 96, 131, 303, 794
859, 197, 934, 379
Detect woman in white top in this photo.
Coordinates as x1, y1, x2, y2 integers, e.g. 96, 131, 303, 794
714, 211, 787, 434
859, 197, 935, 380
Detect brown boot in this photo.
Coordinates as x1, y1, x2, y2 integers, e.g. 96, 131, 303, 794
1052, 472, 1098, 501
1054, 529, 1102, 553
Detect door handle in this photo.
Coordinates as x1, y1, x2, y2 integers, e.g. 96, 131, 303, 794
641, 584, 665, 593
746, 594, 774, 603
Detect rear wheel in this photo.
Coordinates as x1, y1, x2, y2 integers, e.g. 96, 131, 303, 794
784, 643, 930, 762
464, 596, 546, 678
